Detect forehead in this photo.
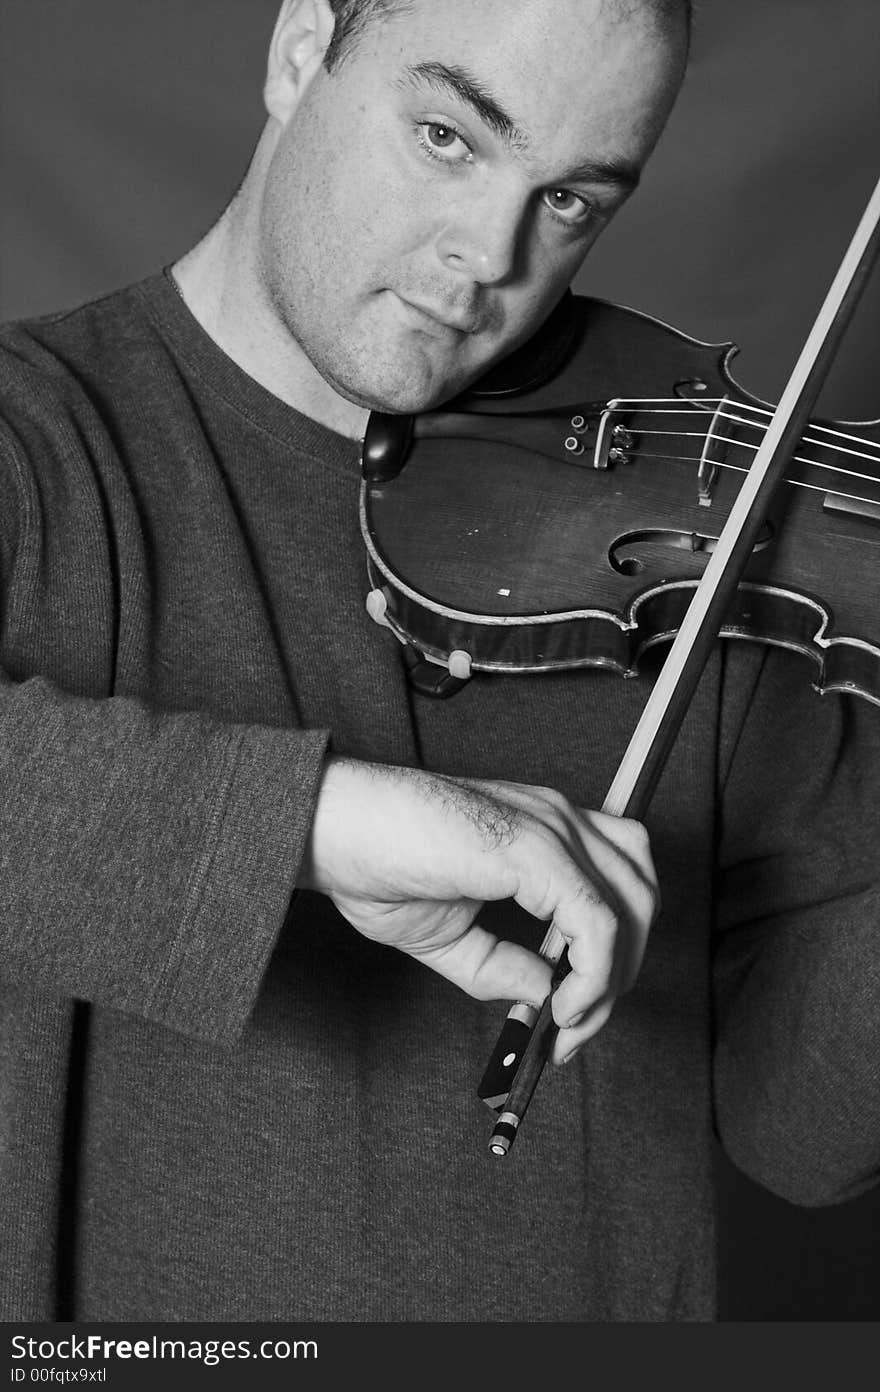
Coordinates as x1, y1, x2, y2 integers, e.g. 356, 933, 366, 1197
355, 0, 683, 164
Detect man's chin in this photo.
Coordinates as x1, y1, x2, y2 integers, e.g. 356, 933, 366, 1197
327, 348, 504, 417
329, 369, 476, 417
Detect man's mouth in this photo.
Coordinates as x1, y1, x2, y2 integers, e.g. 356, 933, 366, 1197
389, 291, 481, 336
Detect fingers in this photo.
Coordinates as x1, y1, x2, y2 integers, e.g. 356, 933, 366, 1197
553, 996, 615, 1064
305, 758, 658, 1060
573, 812, 659, 992
464, 780, 659, 972
500, 798, 659, 1055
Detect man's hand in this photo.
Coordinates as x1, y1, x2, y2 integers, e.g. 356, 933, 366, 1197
299, 757, 659, 1064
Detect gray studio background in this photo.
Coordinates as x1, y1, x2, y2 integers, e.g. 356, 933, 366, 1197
2, 0, 879, 1320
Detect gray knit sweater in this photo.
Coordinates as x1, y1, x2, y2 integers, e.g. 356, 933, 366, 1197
0, 274, 877, 1322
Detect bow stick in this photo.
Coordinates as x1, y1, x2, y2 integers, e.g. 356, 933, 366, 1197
482, 171, 880, 1156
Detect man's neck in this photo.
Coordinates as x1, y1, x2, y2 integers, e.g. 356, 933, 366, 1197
171, 207, 369, 441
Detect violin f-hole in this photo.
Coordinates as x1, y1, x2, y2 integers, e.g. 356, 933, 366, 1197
609, 523, 774, 577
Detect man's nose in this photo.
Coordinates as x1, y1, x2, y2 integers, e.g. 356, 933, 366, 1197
435, 191, 524, 285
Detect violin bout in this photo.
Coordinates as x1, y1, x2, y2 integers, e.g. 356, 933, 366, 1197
360, 298, 880, 707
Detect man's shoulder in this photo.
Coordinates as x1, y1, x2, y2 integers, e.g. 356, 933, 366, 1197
0, 274, 186, 529
0, 275, 166, 395
0, 273, 190, 478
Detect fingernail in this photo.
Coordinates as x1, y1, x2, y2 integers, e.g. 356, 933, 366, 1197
562, 1011, 586, 1030
561, 1047, 581, 1066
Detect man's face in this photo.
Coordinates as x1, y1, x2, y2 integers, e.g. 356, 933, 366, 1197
257, 0, 685, 415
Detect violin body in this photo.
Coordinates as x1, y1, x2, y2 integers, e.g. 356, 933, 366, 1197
360, 297, 880, 703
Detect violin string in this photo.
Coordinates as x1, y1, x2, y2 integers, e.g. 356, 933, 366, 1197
703, 409, 880, 465
602, 401, 880, 479
600, 398, 880, 473
729, 409, 880, 451
635, 423, 880, 471
624, 450, 880, 511
619, 401, 880, 461
631, 428, 880, 486
612, 395, 880, 448
607, 400, 880, 459
705, 401, 879, 452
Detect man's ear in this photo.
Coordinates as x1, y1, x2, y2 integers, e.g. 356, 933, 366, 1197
264, 0, 336, 124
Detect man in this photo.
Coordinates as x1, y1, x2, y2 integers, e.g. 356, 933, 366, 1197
1, 0, 877, 1323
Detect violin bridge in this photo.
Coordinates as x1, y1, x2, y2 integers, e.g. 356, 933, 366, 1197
695, 393, 735, 507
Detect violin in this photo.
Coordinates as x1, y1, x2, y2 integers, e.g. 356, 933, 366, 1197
360, 296, 880, 705
359, 176, 880, 1155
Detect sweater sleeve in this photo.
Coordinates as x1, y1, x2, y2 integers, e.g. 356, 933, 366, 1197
0, 334, 333, 1046
0, 410, 330, 1046
712, 646, 880, 1206
0, 667, 329, 1045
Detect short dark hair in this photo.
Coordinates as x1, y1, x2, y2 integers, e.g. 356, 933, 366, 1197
323, 0, 692, 71
324, 1, 411, 70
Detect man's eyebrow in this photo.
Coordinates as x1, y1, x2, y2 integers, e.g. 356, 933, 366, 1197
562, 156, 641, 195
399, 61, 529, 151
398, 61, 641, 194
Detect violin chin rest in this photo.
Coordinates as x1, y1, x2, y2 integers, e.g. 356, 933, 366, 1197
361, 411, 415, 482
463, 290, 578, 398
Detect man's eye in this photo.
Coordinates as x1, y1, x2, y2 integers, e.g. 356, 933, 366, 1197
417, 122, 471, 162
542, 188, 593, 224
